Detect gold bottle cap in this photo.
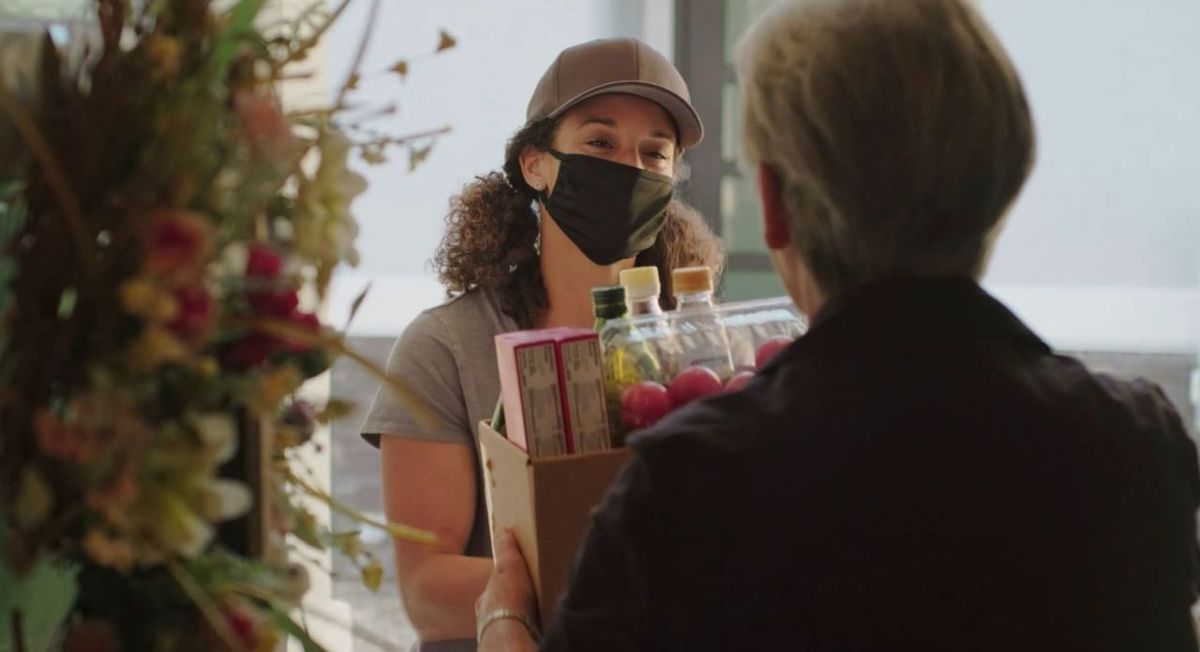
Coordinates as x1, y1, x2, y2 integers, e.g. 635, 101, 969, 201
619, 266, 661, 300
671, 266, 713, 294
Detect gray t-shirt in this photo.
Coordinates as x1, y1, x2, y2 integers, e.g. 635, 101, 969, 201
360, 288, 518, 652
362, 287, 519, 555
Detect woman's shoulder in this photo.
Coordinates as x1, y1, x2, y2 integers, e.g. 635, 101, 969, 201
400, 287, 516, 351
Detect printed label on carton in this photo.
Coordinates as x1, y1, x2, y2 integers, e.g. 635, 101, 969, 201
517, 344, 566, 457
560, 338, 610, 453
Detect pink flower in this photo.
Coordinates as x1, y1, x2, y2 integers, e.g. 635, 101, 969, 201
143, 210, 212, 279
235, 90, 297, 165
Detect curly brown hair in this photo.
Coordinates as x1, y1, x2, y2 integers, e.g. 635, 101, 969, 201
433, 118, 725, 328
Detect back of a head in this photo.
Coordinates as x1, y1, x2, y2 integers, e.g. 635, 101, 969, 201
737, 0, 1035, 297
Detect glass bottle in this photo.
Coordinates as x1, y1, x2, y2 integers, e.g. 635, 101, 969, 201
592, 285, 662, 445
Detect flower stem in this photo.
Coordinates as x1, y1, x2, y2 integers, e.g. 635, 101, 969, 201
284, 469, 436, 544
11, 609, 26, 652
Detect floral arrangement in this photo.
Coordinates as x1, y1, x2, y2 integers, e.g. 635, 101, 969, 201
0, 0, 449, 649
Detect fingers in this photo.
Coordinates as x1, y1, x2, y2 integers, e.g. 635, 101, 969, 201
493, 528, 525, 573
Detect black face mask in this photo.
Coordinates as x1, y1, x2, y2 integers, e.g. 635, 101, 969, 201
539, 149, 674, 266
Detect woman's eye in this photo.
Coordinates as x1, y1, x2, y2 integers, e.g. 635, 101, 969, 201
645, 150, 669, 161
587, 139, 613, 149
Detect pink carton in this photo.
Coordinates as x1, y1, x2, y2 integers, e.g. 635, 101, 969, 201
495, 328, 610, 457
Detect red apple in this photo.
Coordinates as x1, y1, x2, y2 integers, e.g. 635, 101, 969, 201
668, 366, 724, 408
725, 371, 755, 392
620, 381, 672, 430
755, 336, 794, 370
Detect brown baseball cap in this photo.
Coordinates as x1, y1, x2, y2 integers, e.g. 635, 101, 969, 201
526, 38, 704, 149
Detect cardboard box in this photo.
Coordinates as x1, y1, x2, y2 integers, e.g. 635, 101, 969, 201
478, 420, 631, 624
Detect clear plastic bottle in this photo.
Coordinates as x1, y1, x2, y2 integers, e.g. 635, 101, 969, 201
619, 266, 683, 378
620, 266, 664, 317
670, 266, 735, 379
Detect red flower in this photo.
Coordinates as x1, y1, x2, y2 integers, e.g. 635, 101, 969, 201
247, 288, 299, 317
246, 243, 284, 278
62, 619, 121, 652
283, 311, 321, 352
225, 333, 281, 370
144, 210, 211, 278
168, 283, 214, 341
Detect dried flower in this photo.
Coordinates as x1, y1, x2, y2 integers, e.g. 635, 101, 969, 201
119, 276, 180, 323
127, 325, 188, 370
82, 528, 136, 572
145, 35, 183, 79
361, 558, 383, 591
254, 367, 303, 412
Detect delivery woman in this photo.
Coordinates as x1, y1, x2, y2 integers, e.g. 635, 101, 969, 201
359, 37, 723, 651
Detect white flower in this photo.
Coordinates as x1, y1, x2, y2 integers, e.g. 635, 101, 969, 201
156, 491, 215, 558
189, 412, 238, 465
198, 478, 253, 522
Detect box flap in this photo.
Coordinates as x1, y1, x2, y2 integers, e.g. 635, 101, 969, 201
479, 421, 542, 598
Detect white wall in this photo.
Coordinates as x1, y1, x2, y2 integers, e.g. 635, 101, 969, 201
327, 0, 669, 335
978, 0, 1200, 290
973, 0, 1200, 353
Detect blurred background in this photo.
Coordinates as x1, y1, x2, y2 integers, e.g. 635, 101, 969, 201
5, 1, 1198, 649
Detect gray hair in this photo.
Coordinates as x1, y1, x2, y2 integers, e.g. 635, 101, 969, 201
736, 0, 1035, 297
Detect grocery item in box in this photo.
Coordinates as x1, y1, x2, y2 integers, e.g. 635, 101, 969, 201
495, 332, 568, 457
554, 330, 611, 454
600, 296, 806, 436
496, 328, 611, 456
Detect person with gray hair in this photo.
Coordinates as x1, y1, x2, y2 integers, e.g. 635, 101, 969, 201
476, 1, 1200, 649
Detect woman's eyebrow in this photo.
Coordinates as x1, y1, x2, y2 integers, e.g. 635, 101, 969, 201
579, 115, 674, 144
579, 115, 618, 129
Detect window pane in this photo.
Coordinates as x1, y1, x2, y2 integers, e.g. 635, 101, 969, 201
722, 269, 787, 301
720, 174, 765, 255
721, 82, 742, 163
723, 0, 781, 64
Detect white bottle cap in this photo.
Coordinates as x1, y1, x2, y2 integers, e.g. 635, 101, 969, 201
619, 266, 661, 300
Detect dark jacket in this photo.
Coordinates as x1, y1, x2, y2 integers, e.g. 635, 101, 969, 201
544, 277, 1200, 651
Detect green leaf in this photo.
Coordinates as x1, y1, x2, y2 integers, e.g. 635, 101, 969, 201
268, 605, 326, 652
317, 399, 355, 424
343, 281, 372, 332
0, 518, 79, 652
213, 0, 267, 76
